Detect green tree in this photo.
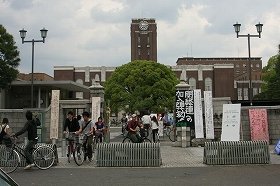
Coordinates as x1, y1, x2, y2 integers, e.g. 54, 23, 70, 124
256, 53, 280, 100
104, 60, 179, 114
0, 25, 20, 89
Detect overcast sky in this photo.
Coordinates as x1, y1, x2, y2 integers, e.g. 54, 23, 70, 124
1, 0, 280, 76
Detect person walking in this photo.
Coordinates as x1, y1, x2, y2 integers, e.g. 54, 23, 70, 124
151, 116, 159, 143
13, 111, 41, 169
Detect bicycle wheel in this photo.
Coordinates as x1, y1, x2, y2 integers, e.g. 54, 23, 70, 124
0, 148, 20, 174
165, 127, 171, 137
168, 129, 177, 142
142, 138, 151, 143
122, 137, 132, 143
73, 144, 85, 166
33, 146, 55, 170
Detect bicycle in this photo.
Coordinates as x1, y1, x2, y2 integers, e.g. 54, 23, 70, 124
122, 128, 151, 143
0, 137, 55, 174
65, 132, 85, 166
167, 125, 177, 142
92, 132, 103, 153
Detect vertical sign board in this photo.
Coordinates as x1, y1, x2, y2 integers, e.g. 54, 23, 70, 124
204, 91, 214, 139
92, 97, 101, 122
249, 109, 269, 142
193, 89, 204, 138
50, 90, 60, 140
175, 90, 194, 126
221, 104, 241, 141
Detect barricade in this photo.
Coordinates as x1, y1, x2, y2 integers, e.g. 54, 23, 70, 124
203, 141, 270, 165
0, 143, 58, 166
96, 143, 161, 167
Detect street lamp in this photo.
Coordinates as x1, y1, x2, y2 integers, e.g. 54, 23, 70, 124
19, 28, 48, 108
233, 22, 263, 106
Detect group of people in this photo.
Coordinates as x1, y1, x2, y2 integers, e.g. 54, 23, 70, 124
0, 111, 41, 170
63, 111, 105, 162
122, 112, 171, 143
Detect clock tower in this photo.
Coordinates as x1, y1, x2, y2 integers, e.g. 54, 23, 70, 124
131, 18, 157, 62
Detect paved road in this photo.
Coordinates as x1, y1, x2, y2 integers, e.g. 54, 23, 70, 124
9, 165, 280, 186
7, 127, 280, 186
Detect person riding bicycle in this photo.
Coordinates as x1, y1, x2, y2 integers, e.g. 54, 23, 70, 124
63, 111, 80, 157
13, 111, 41, 170
127, 114, 143, 143
94, 117, 105, 143
77, 111, 94, 162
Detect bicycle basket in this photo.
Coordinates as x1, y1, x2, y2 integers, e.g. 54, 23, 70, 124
3, 136, 13, 148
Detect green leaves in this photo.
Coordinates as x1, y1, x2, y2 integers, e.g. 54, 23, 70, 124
105, 60, 179, 113
0, 25, 20, 89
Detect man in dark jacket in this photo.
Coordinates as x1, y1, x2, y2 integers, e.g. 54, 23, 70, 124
14, 111, 40, 170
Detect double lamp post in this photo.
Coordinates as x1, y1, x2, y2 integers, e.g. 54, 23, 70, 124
19, 28, 48, 108
233, 22, 263, 106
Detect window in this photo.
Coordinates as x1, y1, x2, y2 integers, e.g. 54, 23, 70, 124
204, 77, 212, 91
75, 79, 83, 99
238, 88, 243, 100
243, 88, 248, 100
95, 74, 100, 82
253, 88, 258, 97
256, 64, 260, 68
189, 77, 196, 90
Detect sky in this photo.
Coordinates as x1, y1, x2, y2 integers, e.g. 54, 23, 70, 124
1, 0, 280, 76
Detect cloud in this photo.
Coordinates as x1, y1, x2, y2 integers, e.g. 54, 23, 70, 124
1, 0, 280, 76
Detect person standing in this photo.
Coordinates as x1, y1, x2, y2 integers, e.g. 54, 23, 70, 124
13, 111, 41, 169
77, 111, 94, 162
63, 111, 80, 134
0, 118, 12, 145
95, 117, 105, 143
151, 116, 159, 143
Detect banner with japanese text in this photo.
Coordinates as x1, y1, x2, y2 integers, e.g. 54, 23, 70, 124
194, 89, 204, 138
204, 91, 214, 139
249, 109, 269, 142
221, 104, 241, 141
50, 90, 60, 139
175, 90, 194, 127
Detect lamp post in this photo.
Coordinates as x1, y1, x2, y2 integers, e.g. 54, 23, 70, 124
19, 28, 48, 108
233, 22, 263, 106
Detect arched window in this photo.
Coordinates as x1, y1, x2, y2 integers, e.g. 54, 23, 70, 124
76, 79, 83, 99
205, 77, 212, 91
189, 77, 196, 90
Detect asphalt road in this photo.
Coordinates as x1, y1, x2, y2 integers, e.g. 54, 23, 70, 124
9, 165, 280, 186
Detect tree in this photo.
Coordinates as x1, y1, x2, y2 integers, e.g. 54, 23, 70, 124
256, 53, 280, 100
104, 60, 179, 114
0, 25, 20, 89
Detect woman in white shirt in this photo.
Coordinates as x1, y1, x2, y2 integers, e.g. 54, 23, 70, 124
151, 116, 159, 143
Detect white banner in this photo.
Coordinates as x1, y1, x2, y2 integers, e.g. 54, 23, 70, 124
204, 91, 214, 139
221, 104, 241, 141
50, 90, 60, 139
92, 97, 101, 122
194, 89, 204, 138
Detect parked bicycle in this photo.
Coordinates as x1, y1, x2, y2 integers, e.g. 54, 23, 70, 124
0, 137, 55, 174
65, 132, 85, 166
122, 128, 151, 143
168, 125, 177, 142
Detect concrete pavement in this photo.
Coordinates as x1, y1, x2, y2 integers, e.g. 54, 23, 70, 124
55, 127, 280, 168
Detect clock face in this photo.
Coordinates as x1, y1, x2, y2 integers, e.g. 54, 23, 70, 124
139, 21, 149, 31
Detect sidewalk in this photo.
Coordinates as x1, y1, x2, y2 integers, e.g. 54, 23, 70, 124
54, 131, 280, 168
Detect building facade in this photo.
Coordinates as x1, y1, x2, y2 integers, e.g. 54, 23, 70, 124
131, 18, 157, 62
